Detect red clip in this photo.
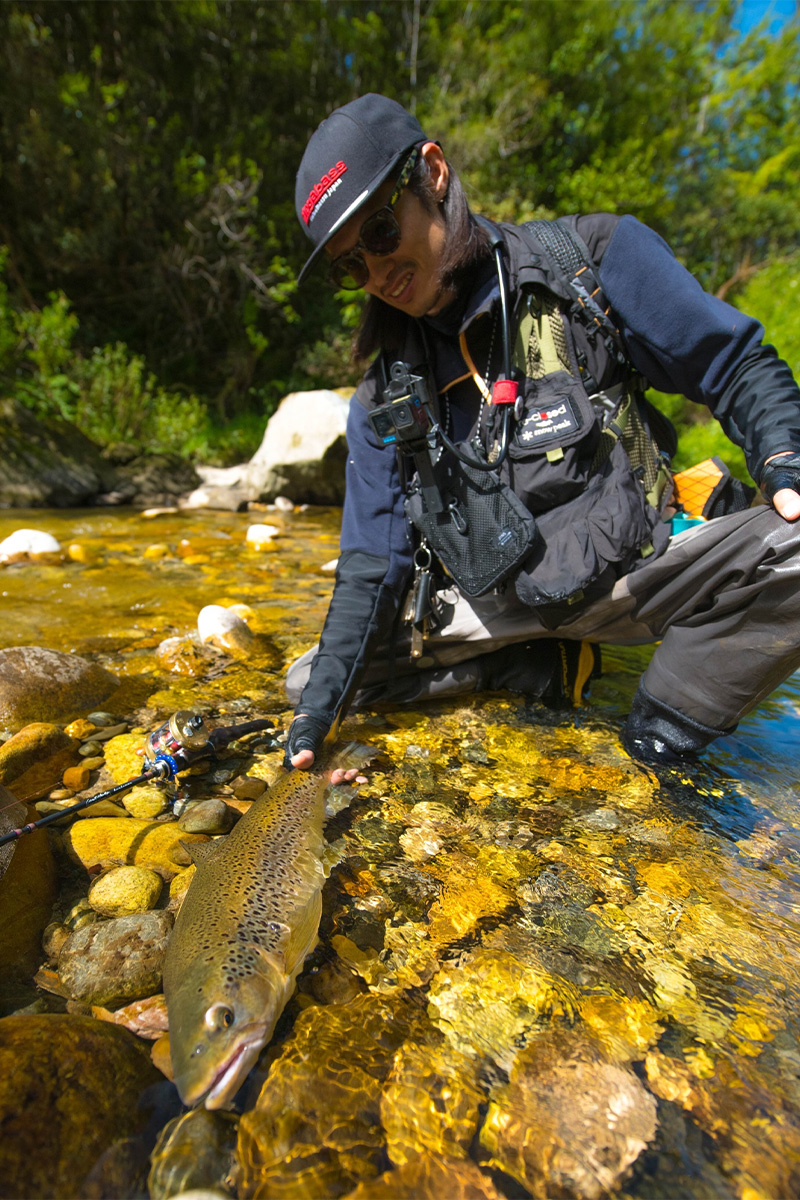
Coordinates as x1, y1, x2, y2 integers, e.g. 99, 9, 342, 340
492, 378, 519, 405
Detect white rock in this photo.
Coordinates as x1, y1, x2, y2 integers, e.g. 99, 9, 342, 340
0, 528, 61, 561
196, 604, 254, 653
246, 523, 280, 547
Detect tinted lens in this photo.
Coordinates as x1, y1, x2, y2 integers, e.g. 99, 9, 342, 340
329, 253, 369, 290
360, 209, 402, 255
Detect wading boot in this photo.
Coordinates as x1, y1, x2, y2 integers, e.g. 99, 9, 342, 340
622, 683, 735, 767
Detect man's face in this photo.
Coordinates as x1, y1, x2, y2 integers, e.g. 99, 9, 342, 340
326, 145, 453, 318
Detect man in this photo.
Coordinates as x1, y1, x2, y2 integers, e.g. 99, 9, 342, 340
284, 93, 800, 773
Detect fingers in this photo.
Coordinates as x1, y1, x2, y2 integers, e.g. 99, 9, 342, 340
290, 748, 316, 770
771, 487, 800, 522
330, 767, 368, 785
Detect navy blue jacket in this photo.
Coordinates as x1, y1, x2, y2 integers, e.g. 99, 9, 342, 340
340, 213, 800, 599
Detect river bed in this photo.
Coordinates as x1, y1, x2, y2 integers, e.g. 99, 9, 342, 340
2, 504, 800, 1199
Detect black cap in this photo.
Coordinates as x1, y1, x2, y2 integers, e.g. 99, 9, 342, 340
295, 94, 427, 284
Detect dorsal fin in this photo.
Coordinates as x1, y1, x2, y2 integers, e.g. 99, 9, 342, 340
179, 838, 222, 867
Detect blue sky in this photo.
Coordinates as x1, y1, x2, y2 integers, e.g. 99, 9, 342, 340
734, 0, 797, 34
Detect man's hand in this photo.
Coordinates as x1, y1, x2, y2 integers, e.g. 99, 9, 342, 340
762, 453, 800, 522
283, 713, 365, 784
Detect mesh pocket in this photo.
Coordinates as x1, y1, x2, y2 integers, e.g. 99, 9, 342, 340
406, 456, 539, 597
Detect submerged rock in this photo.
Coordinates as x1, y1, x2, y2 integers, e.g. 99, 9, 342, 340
236, 993, 429, 1199
344, 1155, 505, 1199
0, 647, 119, 732
58, 909, 174, 1008
148, 1107, 239, 1200
0, 1013, 160, 1199
480, 1029, 657, 1199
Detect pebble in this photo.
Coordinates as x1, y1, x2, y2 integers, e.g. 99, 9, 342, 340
88, 866, 164, 917
63, 764, 91, 791
66, 543, 99, 564
245, 523, 280, 548
122, 785, 169, 820
48, 788, 76, 802
273, 495, 295, 512
64, 718, 99, 740
80, 755, 106, 771
143, 544, 170, 560
91, 722, 129, 742
177, 798, 235, 836
78, 741, 104, 757
87, 712, 118, 727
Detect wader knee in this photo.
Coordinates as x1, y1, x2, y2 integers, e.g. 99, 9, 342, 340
622, 683, 735, 766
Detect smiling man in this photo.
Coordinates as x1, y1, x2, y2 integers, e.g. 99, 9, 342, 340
285, 93, 800, 771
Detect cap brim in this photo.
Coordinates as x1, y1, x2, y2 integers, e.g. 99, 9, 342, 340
296, 143, 419, 285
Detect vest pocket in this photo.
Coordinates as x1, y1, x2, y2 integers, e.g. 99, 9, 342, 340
514, 441, 667, 608
500, 371, 601, 512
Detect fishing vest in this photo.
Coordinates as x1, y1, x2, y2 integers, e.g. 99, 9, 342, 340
397, 218, 676, 618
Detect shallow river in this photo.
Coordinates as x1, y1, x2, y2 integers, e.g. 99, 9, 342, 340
3, 504, 800, 1199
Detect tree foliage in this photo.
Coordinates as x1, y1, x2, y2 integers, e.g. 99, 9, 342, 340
0, 0, 797, 464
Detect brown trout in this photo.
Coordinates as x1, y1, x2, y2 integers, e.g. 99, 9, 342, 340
162, 741, 373, 1109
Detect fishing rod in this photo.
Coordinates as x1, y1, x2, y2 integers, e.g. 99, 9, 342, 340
0, 710, 276, 848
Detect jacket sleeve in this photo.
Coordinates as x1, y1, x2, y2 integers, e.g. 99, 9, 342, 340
294, 371, 413, 731
596, 214, 800, 483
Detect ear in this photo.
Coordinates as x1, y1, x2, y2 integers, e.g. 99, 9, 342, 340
421, 141, 449, 201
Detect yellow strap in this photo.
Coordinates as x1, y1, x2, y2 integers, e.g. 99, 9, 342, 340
458, 331, 492, 403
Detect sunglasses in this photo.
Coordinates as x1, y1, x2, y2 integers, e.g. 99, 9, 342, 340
328, 148, 420, 290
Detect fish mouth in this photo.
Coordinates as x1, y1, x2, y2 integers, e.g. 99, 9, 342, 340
204, 1029, 267, 1110
178, 1024, 268, 1110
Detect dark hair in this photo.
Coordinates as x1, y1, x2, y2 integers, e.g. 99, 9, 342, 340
352, 154, 490, 361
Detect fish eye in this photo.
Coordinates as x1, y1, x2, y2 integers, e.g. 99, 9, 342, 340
204, 1003, 235, 1032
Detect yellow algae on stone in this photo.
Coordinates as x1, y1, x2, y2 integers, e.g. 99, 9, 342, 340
122, 785, 169, 820
88, 865, 163, 917
64, 718, 99, 740
143, 543, 170, 560
637, 859, 694, 900
421, 852, 515, 944
381, 1039, 484, 1167
64, 816, 208, 876
103, 732, 147, 784
579, 993, 663, 1062
427, 947, 580, 1068
165, 865, 196, 911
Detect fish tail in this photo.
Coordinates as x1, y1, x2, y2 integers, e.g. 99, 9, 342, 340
331, 740, 375, 774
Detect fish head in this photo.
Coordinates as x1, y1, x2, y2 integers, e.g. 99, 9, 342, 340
167, 944, 290, 1110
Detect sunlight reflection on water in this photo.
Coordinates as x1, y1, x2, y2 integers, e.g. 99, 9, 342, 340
4, 505, 800, 1199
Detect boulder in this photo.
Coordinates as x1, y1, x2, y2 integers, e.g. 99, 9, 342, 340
0, 397, 117, 508
181, 389, 350, 510
244, 388, 350, 504
0, 787, 58, 983
0, 1013, 161, 1199
0, 647, 119, 733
